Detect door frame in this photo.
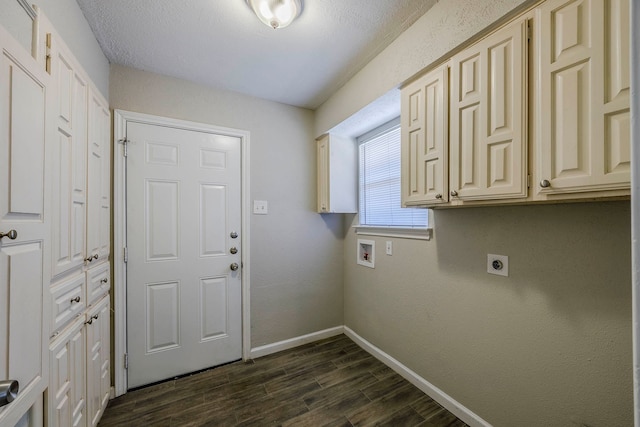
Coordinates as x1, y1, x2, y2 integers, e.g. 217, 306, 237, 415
113, 110, 251, 397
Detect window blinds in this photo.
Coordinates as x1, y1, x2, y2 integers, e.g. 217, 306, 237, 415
358, 124, 428, 227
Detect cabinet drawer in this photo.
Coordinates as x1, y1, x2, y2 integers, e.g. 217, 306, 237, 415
51, 274, 85, 337
86, 262, 110, 307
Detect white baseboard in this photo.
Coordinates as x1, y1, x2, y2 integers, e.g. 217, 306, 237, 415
344, 326, 491, 427
249, 326, 345, 359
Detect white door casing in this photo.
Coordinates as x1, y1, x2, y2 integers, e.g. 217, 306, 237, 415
0, 23, 52, 426
114, 111, 250, 393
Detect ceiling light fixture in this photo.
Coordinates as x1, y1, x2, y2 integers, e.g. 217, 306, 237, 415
246, 0, 303, 29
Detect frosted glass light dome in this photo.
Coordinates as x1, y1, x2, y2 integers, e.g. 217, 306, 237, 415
246, 0, 303, 29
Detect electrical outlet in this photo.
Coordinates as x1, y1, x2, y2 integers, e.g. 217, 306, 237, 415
253, 200, 268, 214
487, 254, 509, 277
385, 241, 392, 255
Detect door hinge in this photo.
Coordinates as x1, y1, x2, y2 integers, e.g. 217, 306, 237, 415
123, 247, 128, 263
124, 353, 128, 370
527, 174, 531, 189
527, 21, 532, 42
118, 138, 129, 157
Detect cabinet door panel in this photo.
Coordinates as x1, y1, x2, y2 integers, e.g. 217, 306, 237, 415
537, 0, 629, 194
401, 63, 448, 205
51, 39, 87, 279
86, 296, 109, 427
49, 318, 85, 427
450, 19, 527, 200
87, 89, 110, 263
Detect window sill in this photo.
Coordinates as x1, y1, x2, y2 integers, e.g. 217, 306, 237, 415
354, 226, 432, 241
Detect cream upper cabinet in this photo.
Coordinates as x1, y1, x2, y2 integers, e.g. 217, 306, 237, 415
449, 18, 529, 201
401, 63, 449, 206
86, 88, 110, 264
316, 134, 357, 213
535, 0, 630, 195
50, 34, 88, 280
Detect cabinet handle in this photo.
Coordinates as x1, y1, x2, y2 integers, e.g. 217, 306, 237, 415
435, 194, 443, 199
70, 296, 81, 304
85, 314, 99, 325
100, 278, 108, 284
0, 230, 17, 240
0, 380, 19, 408
450, 190, 458, 197
84, 254, 99, 263
540, 179, 551, 188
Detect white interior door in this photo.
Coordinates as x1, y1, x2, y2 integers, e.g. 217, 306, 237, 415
126, 120, 242, 389
0, 24, 50, 426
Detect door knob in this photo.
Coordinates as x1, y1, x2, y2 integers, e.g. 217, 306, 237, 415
0, 230, 17, 240
230, 263, 239, 271
230, 247, 238, 254
0, 380, 19, 408
230, 231, 238, 239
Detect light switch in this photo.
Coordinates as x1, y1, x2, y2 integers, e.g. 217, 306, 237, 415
253, 200, 268, 214
386, 241, 392, 255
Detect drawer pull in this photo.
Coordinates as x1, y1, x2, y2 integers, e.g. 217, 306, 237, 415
100, 278, 108, 284
70, 296, 81, 304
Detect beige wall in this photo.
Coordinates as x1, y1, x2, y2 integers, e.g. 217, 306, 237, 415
344, 202, 632, 425
109, 64, 345, 347
318, 0, 633, 424
315, 0, 535, 136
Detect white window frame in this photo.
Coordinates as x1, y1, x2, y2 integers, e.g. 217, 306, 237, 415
355, 118, 432, 240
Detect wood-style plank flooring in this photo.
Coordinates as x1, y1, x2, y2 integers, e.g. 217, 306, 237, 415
98, 334, 468, 426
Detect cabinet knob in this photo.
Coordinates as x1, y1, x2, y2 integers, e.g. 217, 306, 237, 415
84, 254, 98, 263
101, 278, 108, 284
540, 179, 551, 188
0, 380, 19, 408
70, 296, 81, 304
450, 190, 458, 197
0, 230, 17, 240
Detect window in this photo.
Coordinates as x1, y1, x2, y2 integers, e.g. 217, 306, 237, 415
358, 118, 429, 231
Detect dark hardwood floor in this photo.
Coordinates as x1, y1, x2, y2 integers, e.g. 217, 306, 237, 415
99, 334, 468, 426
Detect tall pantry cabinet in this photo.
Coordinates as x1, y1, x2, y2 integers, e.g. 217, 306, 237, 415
32, 9, 111, 427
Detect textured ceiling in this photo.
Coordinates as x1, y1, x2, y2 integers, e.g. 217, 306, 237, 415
75, 0, 437, 109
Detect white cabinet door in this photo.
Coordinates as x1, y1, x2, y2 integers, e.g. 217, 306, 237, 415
401, 63, 449, 205
316, 134, 357, 213
86, 296, 109, 427
86, 89, 110, 264
450, 19, 528, 201
536, 0, 630, 194
0, 24, 51, 426
49, 317, 86, 427
50, 36, 88, 279
317, 135, 330, 212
